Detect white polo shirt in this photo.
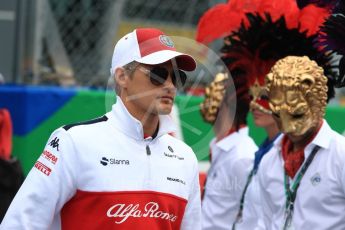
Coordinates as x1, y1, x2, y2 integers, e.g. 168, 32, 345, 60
202, 127, 257, 230
258, 120, 345, 229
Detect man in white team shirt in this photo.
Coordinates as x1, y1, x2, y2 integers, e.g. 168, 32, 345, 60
259, 56, 345, 230
1, 28, 201, 229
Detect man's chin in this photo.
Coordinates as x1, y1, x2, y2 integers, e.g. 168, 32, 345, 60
286, 129, 309, 141
158, 106, 173, 115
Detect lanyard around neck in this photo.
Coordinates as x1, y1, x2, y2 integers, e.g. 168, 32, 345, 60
232, 169, 254, 230
232, 135, 280, 230
283, 145, 320, 229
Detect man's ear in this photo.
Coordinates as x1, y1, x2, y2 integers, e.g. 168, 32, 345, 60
115, 67, 128, 89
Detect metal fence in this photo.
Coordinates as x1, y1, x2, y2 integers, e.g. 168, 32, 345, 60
35, 0, 212, 87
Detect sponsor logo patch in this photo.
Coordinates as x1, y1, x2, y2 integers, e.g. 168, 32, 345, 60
35, 161, 52, 176
159, 35, 174, 48
167, 177, 186, 185
107, 202, 178, 224
49, 137, 60, 151
100, 157, 109, 166
42, 150, 58, 164
311, 172, 321, 186
100, 157, 130, 166
164, 152, 184, 160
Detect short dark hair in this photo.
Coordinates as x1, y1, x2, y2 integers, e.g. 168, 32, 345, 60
123, 61, 139, 78
114, 61, 140, 95
222, 78, 249, 130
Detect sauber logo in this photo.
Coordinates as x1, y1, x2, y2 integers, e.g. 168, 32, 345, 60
107, 202, 177, 224
34, 161, 52, 176
164, 152, 184, 160
42, 150, 58, 164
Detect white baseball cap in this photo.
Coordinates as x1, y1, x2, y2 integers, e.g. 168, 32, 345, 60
110, 28, 197, 75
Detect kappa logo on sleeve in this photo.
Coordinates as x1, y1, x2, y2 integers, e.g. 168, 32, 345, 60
49, 137, 60, 151
42, 150, 58, 164
34, 161, 52, 176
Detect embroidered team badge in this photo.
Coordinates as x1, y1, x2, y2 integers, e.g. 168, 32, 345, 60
310, 172, 321, 186
159, 35, 174, 48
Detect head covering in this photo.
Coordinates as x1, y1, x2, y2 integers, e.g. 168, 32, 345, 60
200, 73, 229, 123
266, 56, 328, 136
296, 0, 338, 9
316, 0, 345, 87
196, 0, 337, 115
110, 28, 197, 75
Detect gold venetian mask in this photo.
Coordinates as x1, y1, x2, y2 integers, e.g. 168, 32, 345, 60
200, 73, 229, 124
249, 80, 272, 114
265, 56, 328, 136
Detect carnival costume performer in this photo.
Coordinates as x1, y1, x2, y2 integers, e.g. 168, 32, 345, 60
196, 0, 337, 229
259, 55, 345, 230
199, 67, 258, 230
317, 0, 345, 87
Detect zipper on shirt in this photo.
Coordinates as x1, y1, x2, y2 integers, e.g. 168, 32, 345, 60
145, 144, 152, 188
146, 145, 151, 156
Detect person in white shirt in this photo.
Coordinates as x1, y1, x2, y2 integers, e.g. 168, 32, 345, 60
259, 55, 345, 230
232, 80, 280, 230
199, 70, 258, 229
195, 1, 334, 229
1, 28, 201, 230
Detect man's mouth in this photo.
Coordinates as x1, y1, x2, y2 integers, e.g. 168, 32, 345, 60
160, 96, 174, 102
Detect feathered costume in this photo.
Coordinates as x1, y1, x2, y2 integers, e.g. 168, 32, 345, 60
196, 1, 340, 229
197, 0, 338, 110
315, 0, 345, 87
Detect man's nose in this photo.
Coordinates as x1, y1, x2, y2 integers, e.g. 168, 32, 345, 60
164, 72, 176, 89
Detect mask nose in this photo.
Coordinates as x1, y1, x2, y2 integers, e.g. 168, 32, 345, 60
280, 110, 296, 134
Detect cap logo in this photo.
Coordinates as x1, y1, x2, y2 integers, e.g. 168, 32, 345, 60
159, 35, 174, 48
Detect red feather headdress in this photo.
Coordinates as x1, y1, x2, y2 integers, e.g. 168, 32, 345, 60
196, 0, 330, 44
196, 0, 336, 113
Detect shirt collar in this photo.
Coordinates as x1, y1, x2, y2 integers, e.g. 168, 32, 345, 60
214, 127, 249, 152
273, 134, 284, 149
273, 119, 332, 151
108, 96, 177, 140
308, 119, 332, 150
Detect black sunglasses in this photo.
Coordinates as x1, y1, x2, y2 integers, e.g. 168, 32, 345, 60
142, 66, 187, 88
